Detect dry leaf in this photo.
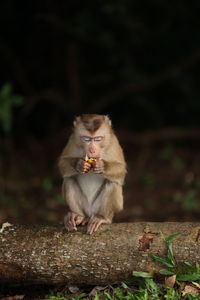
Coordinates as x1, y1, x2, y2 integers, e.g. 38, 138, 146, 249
139, 232, 157, 251
182, 285, 200, 297
165, 274, 176, 288
89, 286, 106, 297
68, 286, 80, 294
0, 222, 12, 233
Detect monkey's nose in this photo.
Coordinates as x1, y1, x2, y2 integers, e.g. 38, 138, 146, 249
89, 149, 95, 154
88, 146, 96, 155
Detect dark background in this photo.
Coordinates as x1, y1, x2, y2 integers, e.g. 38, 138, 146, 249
1, 0, 200, 225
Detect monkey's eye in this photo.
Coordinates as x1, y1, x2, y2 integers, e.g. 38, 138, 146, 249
82, 136, 92, 142
94, 136, 103, 142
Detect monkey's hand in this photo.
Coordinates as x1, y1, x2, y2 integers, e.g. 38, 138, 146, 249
76, 158, 91, 174
87, 215, 110, 234
64, 212, 85, 232
93, 158, 104, 174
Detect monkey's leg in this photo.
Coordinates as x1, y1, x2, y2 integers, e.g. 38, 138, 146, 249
63, 177, 87, 231
87, 182, 123, 234
87, 215, 111, 234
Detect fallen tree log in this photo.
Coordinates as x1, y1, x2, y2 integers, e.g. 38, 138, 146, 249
0, 222, 200, 285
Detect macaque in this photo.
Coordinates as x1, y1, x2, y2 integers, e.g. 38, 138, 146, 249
58, 114, 126, 234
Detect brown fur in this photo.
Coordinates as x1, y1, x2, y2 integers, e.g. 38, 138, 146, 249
58, 114, 127, 232
80, 114, 105, 133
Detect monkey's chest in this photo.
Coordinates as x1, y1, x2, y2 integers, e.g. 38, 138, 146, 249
77, 173, 104, 203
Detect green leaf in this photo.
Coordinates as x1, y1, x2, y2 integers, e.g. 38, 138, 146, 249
149, 254, 174, 268
0, 82, 23, 134
94, 294, 100, 300
103, 292, 113, 300
192, 282, 200, 289
114, 288, 123, 298
165, 233, 180, 244
132, 271, 153, 278
167, 249, 176, 267
195, 262, 200, 273
159, 269, 175, 276
145, 278, 159, 294
182, 262, 194, 272
165, 233, 180, 267
121, 282, 129, 289
177, 273, 200, 282
0, 82, 12, 97
183, 262, 193, 268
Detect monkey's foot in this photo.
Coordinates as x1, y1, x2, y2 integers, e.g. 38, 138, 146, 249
64, 212, 85, 232
87, 216, 110, 234
80, 218, 89, 226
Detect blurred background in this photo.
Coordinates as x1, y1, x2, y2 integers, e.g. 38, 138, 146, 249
1, 0, 200, 225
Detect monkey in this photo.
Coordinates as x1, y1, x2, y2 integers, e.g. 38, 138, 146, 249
58, 114, 126, 234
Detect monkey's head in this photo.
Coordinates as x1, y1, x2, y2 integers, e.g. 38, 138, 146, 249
73, 114, 112, 158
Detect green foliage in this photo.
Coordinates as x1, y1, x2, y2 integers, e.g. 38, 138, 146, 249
47, 292, 86, 300
54, 193, 64, 204
150, 233, 179, 276
163, 287, 181, 300
127, 233, 200, 299
160, 145, 185, 170
43, 178, 53, 193
171, 156, 185, 170
159, 145, 174, 161
140, 173, 156, 189
0, 82, 23, 134
132, 271, 153, 279
174, 190, 199, 211
46, 256, 200, 299
177, 262, 200, 282
46, 286, 200, 300
150, 233, 200, 283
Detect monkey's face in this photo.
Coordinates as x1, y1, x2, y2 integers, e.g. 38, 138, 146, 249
81, 135, 104, 158
73, 114, 112, 158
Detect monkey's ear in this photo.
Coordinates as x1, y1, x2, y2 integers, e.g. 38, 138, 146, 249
73, 116, 80, 127
105, 115, 112, 127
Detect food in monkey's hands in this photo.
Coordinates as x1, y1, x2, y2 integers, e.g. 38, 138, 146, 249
84, 155, 96, 165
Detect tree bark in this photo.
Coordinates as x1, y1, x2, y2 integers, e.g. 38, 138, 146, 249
0, 222, 200, 285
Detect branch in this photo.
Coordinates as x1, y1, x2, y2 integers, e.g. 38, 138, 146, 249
119, 127, 200, 145
0, 223, 200, 285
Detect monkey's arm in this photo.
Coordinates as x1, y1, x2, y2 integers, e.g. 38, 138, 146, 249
97, 134, 126, 184
58, 156, 79, 177
103, 160, 127, 185
59, 156, 92, 177
58, 135, 92, 177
